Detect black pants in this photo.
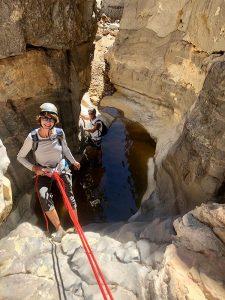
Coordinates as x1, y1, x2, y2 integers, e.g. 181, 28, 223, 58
37, 172, 77, 212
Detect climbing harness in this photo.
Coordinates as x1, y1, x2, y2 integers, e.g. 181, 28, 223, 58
35, 169, 114, 300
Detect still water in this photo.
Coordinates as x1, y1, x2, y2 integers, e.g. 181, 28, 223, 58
35, 107, 155, 229
74, 107, 156, 225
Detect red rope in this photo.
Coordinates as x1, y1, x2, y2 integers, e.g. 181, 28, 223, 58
52, 172, 114, 300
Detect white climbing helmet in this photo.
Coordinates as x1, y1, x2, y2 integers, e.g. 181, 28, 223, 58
40, 102, 58, 115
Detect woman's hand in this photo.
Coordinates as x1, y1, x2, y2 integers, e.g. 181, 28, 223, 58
32, 166, 46, 176
73, 161, 80, 170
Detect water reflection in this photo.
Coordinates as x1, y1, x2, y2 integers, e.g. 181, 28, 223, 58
74, 106, 156, 224
35, 107, 156, 228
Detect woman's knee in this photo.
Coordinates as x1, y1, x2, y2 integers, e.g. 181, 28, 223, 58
38, 187, 54, 212
39, 186, 48, 199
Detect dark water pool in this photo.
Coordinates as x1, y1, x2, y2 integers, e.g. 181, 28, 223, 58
73, 107, 156, 225
35, 107, 156, 229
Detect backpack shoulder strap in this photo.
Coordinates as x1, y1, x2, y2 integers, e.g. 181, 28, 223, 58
55, 127, 64, 145
31, 129, 39, 151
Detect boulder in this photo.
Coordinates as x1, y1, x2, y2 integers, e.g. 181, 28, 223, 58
192, 202, 225, 228
109, 23, 120, 30
192, 203, 225, 244
140, 217, 176, 243
173, 212, 225, 256
149, 244, 225, 300
0, 139, 12, 224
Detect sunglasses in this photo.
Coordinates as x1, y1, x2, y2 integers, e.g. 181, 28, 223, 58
40, 116, 55, 123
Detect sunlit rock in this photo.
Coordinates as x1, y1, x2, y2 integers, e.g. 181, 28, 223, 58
0, 0, 97, 59
0, 139, 12, 224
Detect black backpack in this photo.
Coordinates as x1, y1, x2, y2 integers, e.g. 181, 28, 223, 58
100, 120, 108, 136
92, 119, 108, 137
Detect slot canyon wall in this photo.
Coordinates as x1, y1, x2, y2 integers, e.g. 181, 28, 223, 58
1, 1, 225, 299
0, 0, 97, 224
101, 0, 124, 20
104, 0, 225, 217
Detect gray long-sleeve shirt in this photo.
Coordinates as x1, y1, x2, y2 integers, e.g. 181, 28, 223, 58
17, 128, 77, 171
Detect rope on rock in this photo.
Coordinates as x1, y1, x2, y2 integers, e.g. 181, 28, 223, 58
35, 172, 113, 300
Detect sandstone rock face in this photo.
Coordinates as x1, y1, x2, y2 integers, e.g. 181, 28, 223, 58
192, 203, 225, 244
1, 204, 225, 299
0, 0, 96, 59
149, 243, 225, 300
0, 223, 149, 299
0, 0, 97, 202
101, 0, 124, 20
105, 0, 225, 215
0, 140, 12, 224
157, 61, 225, 213
1, 1, 225, 299
183, 1, 225, 53
88, 28, 115, 105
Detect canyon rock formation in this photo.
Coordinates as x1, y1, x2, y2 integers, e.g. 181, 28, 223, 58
1, 0, 225, 299
101, 0, 124, 20
104, 0, 225, 216
1, 202, 225, 299
0, 139, 12, 225
0, 0, 97, 202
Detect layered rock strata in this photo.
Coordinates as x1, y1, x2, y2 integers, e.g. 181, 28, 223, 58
101, 0, 124, 20
0, 0, 97, 200
1, 1, 225, 299
156, 61, 225, 214
104, 0, 225, 215
87, 18, 116, 106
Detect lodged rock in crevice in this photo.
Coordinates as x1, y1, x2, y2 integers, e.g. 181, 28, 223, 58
101, 0, 124, 21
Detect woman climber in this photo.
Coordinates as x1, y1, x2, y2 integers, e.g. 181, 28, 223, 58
17, 102, 80, 242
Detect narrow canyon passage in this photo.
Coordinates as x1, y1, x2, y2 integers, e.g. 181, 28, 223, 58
1, 1, 225, 299
35, 106, 156, 229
